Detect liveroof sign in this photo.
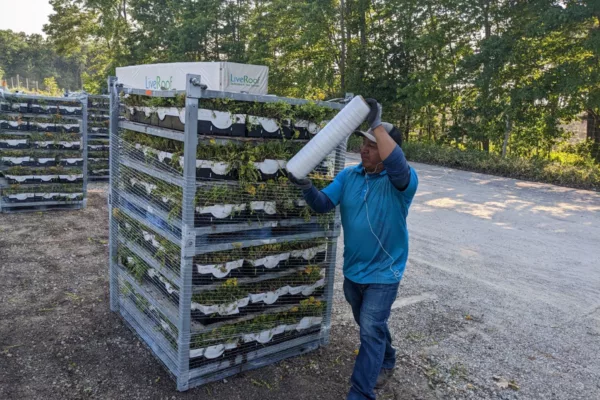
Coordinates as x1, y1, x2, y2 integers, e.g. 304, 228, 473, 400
116, 62, 269, 94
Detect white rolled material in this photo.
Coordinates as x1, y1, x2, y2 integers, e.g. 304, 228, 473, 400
286, 96, 370, 179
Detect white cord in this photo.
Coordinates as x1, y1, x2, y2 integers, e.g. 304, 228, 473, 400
363, 174, 402, 280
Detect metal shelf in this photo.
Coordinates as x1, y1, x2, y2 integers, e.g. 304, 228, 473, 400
119, 297, 180, 375
118, 86, 344, 110
119, 237, 182, 287
192, 216, 331, 236
120, 156, 184, 187
0, 199, 84, 207
192, 264, 327, 294
120, 256, 326, 336
120, 119, 311, 145
120, 87, 185, 97
193, 230, 333, 256
187, 333, 321, 387
117, 204, 181, 246
108, 74, 345, 391
119, 190, 182, 231
119, 184, 331, 237
117, 264, 190, 329
191, 296, 326, 335
1, 92, 85, 102
120, 120, 185, 142
0, 111, 82, 121
0, 130, 82, 136
198, 88, 346, 110
0, 164, 84, 171
89, 175, 109, 181
0, 147, 83, 153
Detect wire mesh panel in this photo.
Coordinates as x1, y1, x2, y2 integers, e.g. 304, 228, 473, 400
0, 91, 88, 213
108, 74, 347, 390
87, 95, 110, 181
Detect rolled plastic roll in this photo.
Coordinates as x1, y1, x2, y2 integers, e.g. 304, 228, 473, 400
286, 96, 370, 179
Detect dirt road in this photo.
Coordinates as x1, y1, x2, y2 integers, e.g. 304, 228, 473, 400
1, 161, 599, 399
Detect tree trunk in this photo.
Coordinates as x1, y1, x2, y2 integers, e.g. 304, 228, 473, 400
340, 0, 346, 93
502, 114, 511, 158
587, 109, 600, 142
480, 0, 492, 153
346, 0, 352, 89
587, 109, 600, 161
358, 0, 367, 83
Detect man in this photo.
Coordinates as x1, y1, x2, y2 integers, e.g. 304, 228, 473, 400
288, 99, 418, 400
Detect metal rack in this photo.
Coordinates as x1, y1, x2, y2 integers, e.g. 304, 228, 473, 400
87, 95, 110, 181
108, 74, 347, 390
0, 92, 88, 213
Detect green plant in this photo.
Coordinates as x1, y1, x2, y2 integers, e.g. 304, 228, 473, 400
3, 183, 82, 194
122, 96, 338, 127
89, 139, 109, 146
43, 77, 61, 96
0, 113, 22, 121
403, 142, 600, 191
6, 166, 81, 175
294, 102, 337, 123
0, 134, 26, 140
88, 160, 109, 170
112, 208, 181, 270
191, 297, 325, 348
347, 134, 363, 153
29, 132, 80, 142
118, 247, 149, 282
88, 151, 109, 159
192, 266, 323, 307
195, 184, 245, 207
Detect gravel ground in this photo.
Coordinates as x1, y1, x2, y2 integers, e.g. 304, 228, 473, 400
1, 162, 599, 399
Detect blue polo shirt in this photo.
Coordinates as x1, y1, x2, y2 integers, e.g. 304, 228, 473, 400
322, 164, 418, 284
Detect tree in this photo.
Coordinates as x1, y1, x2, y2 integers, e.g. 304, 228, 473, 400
29, 0, 599, 162
43, 77, 62, 96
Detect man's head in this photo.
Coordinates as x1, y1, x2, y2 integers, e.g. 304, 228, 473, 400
356, 122, 403, 172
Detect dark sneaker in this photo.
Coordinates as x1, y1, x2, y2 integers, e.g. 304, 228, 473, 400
375, 368, 395, 389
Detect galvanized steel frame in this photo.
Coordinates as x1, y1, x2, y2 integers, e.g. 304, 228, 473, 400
0, 92, 88, 212
108, 74, 347, 391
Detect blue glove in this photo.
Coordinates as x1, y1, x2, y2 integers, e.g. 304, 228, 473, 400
365, 98, 382, 130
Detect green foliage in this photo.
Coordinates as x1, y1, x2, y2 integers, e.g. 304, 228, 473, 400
118, 246, 149, 282
347, 135, 363, 153
403, 142, 600, 191
123, 96, 337, 126
3, 183, 83, 194
6, 166, 82, 175
0, 29, 80, 91
43, 77, 61, 96
29, 132, 80, 142
2, 0, 595, 164
191, 266, 323, 306
192, 297, 326, 347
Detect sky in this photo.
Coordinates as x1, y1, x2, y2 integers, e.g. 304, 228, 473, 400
0, 0, 53, 36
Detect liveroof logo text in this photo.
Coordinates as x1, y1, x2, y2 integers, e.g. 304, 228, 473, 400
229, 74, 260, 87
145, 76, 173, 90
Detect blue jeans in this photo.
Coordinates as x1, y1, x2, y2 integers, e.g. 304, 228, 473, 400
344, 278, 399, 400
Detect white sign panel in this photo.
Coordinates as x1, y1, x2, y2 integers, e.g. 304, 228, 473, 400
116, 62, 269, 94
221, 62, 269, 94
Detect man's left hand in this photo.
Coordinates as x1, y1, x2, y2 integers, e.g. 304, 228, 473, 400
365, 98, 382, 130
